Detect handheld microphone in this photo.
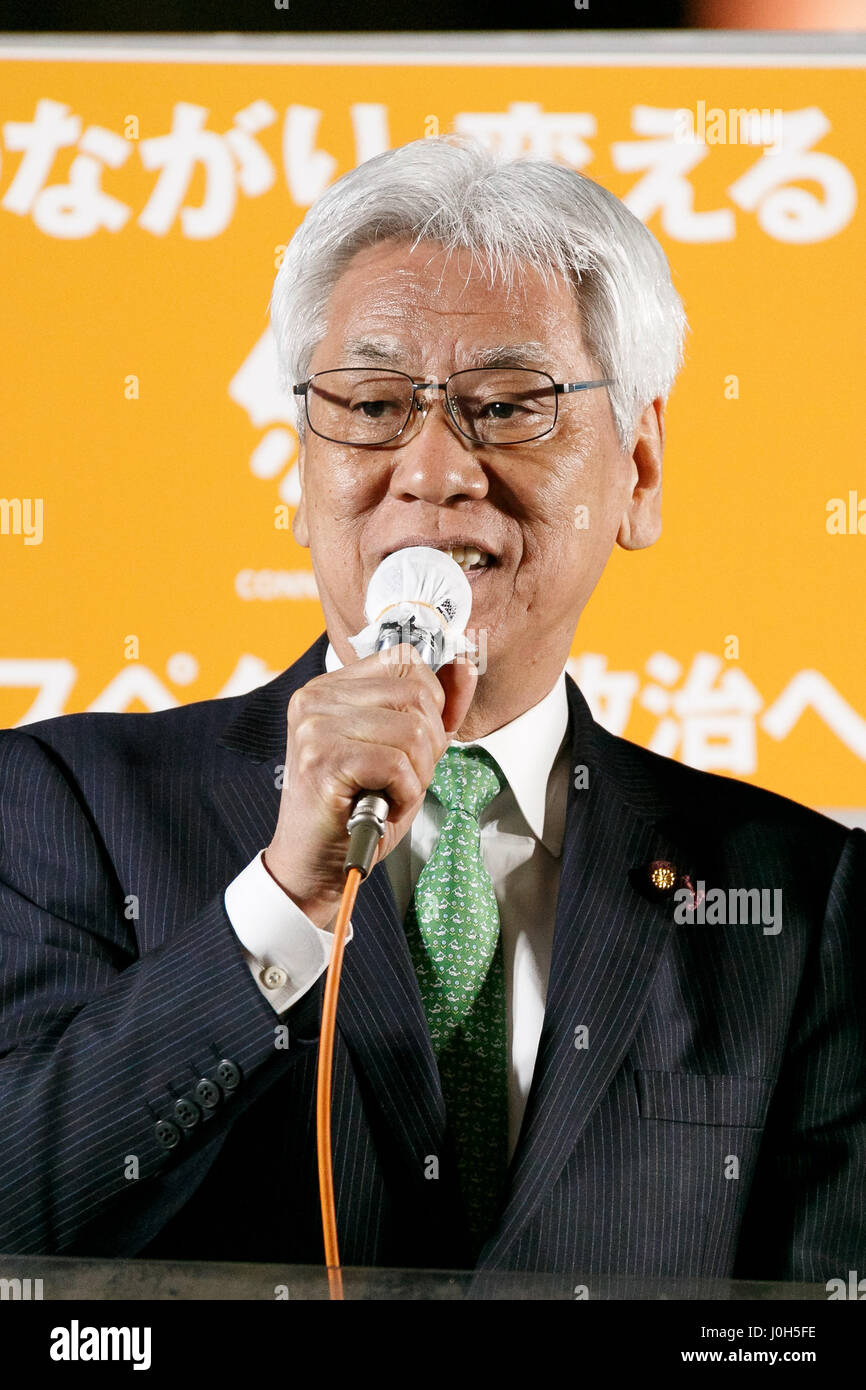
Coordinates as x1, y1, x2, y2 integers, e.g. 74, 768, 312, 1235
343, 546, 473, 878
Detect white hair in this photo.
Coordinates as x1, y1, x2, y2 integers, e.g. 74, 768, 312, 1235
270, 137, 687, 450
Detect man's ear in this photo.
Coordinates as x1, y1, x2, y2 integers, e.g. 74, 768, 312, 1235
616, 397, 664, 551
290, 435, 309, 548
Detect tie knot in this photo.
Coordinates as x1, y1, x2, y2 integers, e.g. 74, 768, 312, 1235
429, 746, 503, 819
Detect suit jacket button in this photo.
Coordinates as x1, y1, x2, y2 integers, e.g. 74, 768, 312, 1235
216, 1059, 241, 1092
174, 1097, 201, 1130
194, 1078, 221, 1110
155, 1120, 181, 1150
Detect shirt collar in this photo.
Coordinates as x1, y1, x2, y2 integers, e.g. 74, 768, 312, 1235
324, 641, 569, 851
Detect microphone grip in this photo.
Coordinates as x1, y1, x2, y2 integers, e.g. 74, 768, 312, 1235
342, 615, 445, 879
343, 794, 390, 879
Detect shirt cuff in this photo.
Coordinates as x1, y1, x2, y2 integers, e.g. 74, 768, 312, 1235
224, 851, 353, 1014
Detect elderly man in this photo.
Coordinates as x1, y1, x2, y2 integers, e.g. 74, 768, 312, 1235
0, 139, 863, 1282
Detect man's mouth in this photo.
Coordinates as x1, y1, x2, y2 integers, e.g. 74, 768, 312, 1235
441, 544, 491, 575
381, 540, 496, 576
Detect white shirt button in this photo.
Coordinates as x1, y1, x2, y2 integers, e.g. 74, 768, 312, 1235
260, 965, 288, 990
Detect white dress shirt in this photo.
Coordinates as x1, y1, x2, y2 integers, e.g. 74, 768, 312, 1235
225, 643, 571, 1160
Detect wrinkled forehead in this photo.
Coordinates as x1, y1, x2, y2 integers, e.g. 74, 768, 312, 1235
338, 335, 556, 373
313, 238, 588, 373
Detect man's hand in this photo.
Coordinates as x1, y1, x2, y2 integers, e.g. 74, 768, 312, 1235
263, 645, 478, 928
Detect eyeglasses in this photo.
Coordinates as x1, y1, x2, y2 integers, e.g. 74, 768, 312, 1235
293, 367, 614, 447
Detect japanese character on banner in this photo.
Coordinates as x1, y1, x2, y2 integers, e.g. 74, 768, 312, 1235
570, 651, 764, 774
281, 105, 337, 207
2, 98, 131, 237
0, 659, 77, 726
762, 670, 866, 759
454, 102, 595, 168
281, 103, 389, 207
727, 107, 857, 244
638, 652, 764, 774
3, 655, 283, 724
139, 100, 277, 237
228, 329, 300, 505
611, 105, 735, 243
350, 103, 390, 166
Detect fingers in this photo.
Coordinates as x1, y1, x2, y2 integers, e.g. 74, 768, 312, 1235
293, 708, 444, 818
294, 646, 446, 722
436, 658, 479, 736
266, 639, 480, 914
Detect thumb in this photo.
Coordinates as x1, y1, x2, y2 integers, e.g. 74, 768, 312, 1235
437, 658, 479, 738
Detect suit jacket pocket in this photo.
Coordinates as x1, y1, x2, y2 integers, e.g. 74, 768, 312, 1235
635, 1070, 774, 1129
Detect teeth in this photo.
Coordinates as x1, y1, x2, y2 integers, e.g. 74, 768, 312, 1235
445, 545, 489, 572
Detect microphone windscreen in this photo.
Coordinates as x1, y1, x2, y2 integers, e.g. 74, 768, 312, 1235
348, 545, 474, 665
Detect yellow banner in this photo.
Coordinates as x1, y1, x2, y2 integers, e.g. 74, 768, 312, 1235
2, 42, 864, 811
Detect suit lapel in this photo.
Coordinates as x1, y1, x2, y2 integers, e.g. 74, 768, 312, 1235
204, 633, 328, 872
205, 632, 448, 1181
332, 862, 449, 1168
478, 679, 685, 1268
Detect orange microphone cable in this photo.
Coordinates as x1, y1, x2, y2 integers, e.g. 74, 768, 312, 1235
316, 792, 389, 1303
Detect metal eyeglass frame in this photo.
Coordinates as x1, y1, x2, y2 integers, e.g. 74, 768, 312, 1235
293, 367, 615, 446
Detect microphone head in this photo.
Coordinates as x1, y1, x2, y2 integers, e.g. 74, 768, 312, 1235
365, 545, 472, 632
349, 545, 474, 669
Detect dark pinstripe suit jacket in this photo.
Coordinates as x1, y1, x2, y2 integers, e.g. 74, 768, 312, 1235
1, 631, 864, 1278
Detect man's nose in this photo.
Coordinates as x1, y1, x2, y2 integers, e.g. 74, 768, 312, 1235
387, 392, 488, 504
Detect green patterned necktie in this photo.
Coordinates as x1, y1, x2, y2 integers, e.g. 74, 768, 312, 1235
403, 745, 508, 1250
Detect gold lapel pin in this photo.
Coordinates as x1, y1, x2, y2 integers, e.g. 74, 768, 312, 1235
645, 859, 679, 899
